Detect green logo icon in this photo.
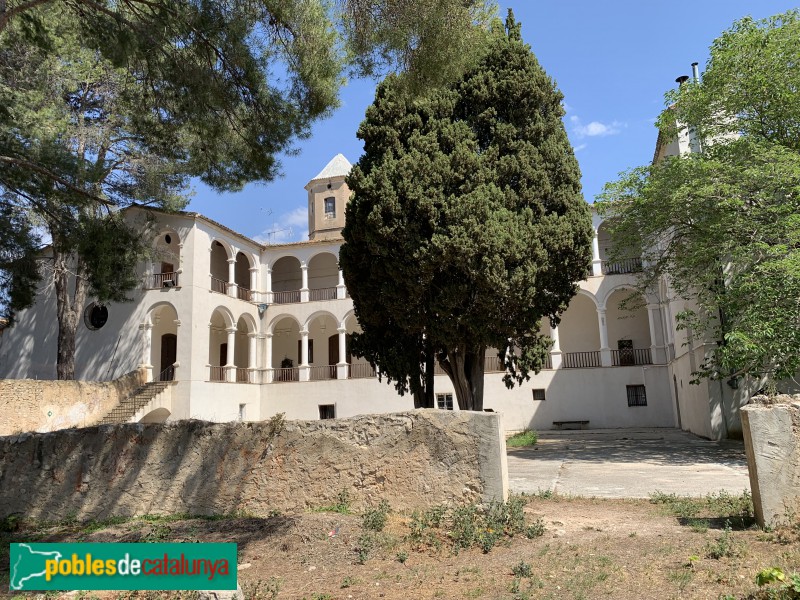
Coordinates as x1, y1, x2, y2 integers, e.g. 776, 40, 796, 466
10, 543, 237, 591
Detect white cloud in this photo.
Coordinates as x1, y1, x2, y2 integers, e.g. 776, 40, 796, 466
573, 143, 587, 152
255, 206, 309, 244
570, 115, 624, 139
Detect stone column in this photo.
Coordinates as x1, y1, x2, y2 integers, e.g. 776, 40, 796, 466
265, 266, 273, 303
227, 258, 237, 297
598, 307, 612, 366
225, 326, 237, 382
336, 325, 348, 379
247, 333, 257, 379
299, 327, 310, 381
549, 323, 562, 369
300, 263, 309, 302
140, 322, 154, 382
337, 269, 346, 300
265, 332, 274, 383
646, 303, 667, 364
249, 267, 259, 302
591, 229, 602, 276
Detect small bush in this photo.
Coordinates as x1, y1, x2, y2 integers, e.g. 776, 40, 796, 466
506, 430, 539, 448
512, 560, 533, 578
705, 522, 741, 559
362, 500, 390, 532
525, 518, 545, 539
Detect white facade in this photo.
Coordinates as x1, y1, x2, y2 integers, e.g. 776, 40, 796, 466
0, 153, 737, 438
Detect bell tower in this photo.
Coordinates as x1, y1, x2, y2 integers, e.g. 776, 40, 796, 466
305, 154, 352, 240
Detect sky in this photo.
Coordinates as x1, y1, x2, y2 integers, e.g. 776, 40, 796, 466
187, 1, 798, 244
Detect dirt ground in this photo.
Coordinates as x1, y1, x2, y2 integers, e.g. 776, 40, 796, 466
3, 494, 800, 600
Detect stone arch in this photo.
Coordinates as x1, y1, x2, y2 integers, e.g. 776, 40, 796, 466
146, 302, 179, 381
605, 288, 651, 358
139, 408, 170, 424
271, 255, 302, 302
307, 251, 339, 299
210, 239, 232, 292
558, 292, 601, 354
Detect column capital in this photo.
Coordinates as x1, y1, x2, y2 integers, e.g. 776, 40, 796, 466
247, 332, 258, 339
227, 257, 236, 264
249, 266, 259, 273
337, 327, 347, 335
226, 326, 238, 334
265, 332, 274, 339
300, 327, 309, 335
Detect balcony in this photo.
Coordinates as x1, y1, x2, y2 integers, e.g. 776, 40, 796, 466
210, 277, 228, 294
601, 258, 642, 275
309, 365, 337, 381
272, 290, 301, 304
562, 351, 602, 369
144, 272, 179, 290
348, 362, 376, 379
236, 286, 254, 302
611, 348, 652, 366
309, 287, 338, 301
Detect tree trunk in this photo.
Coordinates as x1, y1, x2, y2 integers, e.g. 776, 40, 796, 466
53, 246, 86, 380
442, 345, 485, 411
412, 347, 436, 408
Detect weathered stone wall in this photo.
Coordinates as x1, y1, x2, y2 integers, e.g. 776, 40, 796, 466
741, 395, 800, 527
0, 369, 146, 435
0, 410, 508, 521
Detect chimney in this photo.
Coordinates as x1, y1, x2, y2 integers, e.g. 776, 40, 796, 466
675, 75, 690, 87
691, 62, 700, 82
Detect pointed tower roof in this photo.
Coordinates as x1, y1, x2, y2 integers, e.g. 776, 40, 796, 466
308, 153, 352, 184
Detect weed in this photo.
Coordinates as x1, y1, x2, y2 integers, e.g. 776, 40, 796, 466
266, 412, 285, 437
362, 500, 390, 532
0, 514, 22, 532
142, 523, 172, 543
396, 550, 408, 564
534, 489, 553, 499
355, 532, 374, 564
512, 560, 533, 578
688, 518, 709, 533
316, 489, 351, 514
629, 532, 637, 537
340, 576, 357, 588
650, 490, 754, 528
506, 430, 538, 447
465, 587, 484, 598
756, 567, 800, 599
705, 521, 741, 559
525, 518, 545, 539
241, 580, 281, 600
667, 567, 693, 591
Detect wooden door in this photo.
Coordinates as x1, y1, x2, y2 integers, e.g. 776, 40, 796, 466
160, 334, 177, 380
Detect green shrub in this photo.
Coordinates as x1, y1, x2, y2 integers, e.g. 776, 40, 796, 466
506, 430, 539, 448
362, 500, 390, 532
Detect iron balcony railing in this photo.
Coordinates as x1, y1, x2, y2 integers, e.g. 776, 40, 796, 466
236, 286, 253, 302
309, 365, 337, 380
562, 351, 602, 369
348, 363, 376, 379
274, 367, 300, 382
210, 277, 228, 294
601, 257, 643, 275
145, 272, 180, 290
309, 287, 338, 301
272, 290, 301, 304
611, 348, 652, 366
209, 366, 226, 381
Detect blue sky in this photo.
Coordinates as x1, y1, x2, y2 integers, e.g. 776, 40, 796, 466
187, 1, 797, 244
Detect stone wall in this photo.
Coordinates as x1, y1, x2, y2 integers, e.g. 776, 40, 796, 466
0, 410, 508, 521
741, 395, 800, 527
0, 369, 146, 435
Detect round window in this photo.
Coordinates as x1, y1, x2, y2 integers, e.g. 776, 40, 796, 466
84, 303, 108, 330
165, 234, 172, 244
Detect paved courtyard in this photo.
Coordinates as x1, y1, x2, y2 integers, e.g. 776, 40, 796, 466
507, 428, 750, 498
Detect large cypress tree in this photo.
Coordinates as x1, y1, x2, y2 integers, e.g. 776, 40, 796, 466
341, 12, 592, 411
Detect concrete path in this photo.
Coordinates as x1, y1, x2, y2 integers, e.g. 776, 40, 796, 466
507, 428, 750, 498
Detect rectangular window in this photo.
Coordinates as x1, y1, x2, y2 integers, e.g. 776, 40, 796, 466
532, 389, 546, 401
436, 393, 454, 410
319, 404, 336, 419
238, 403, 246, 422
324, 197, 336, 218
626, 385, 647, 407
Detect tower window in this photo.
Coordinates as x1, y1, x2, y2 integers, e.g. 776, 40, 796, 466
324, 197, 335, 219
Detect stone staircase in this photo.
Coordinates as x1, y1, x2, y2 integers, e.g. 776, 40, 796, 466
98, 380, 173, 425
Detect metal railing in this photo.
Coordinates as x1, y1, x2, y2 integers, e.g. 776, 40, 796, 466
236, 286, 253, 302
209, 366, 226, 381
272, 290, 301, 304
562, 351, 602, 368
348, 362, 376, 379
310, 365, 337, 380
158, 364, 175, 382
601, 257, 642, 275
309, 287, 338, 301
274, 367, 300, 382
235, 367, 252, 383
611, 347, 652, 366
145, 272, 180, 289
210, 277, 228, 294
485, 355, 503, 373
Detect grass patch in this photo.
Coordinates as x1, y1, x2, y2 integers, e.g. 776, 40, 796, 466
313, 489, 351, 514
506, 430, 538, 447
649, 490, 754, 529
